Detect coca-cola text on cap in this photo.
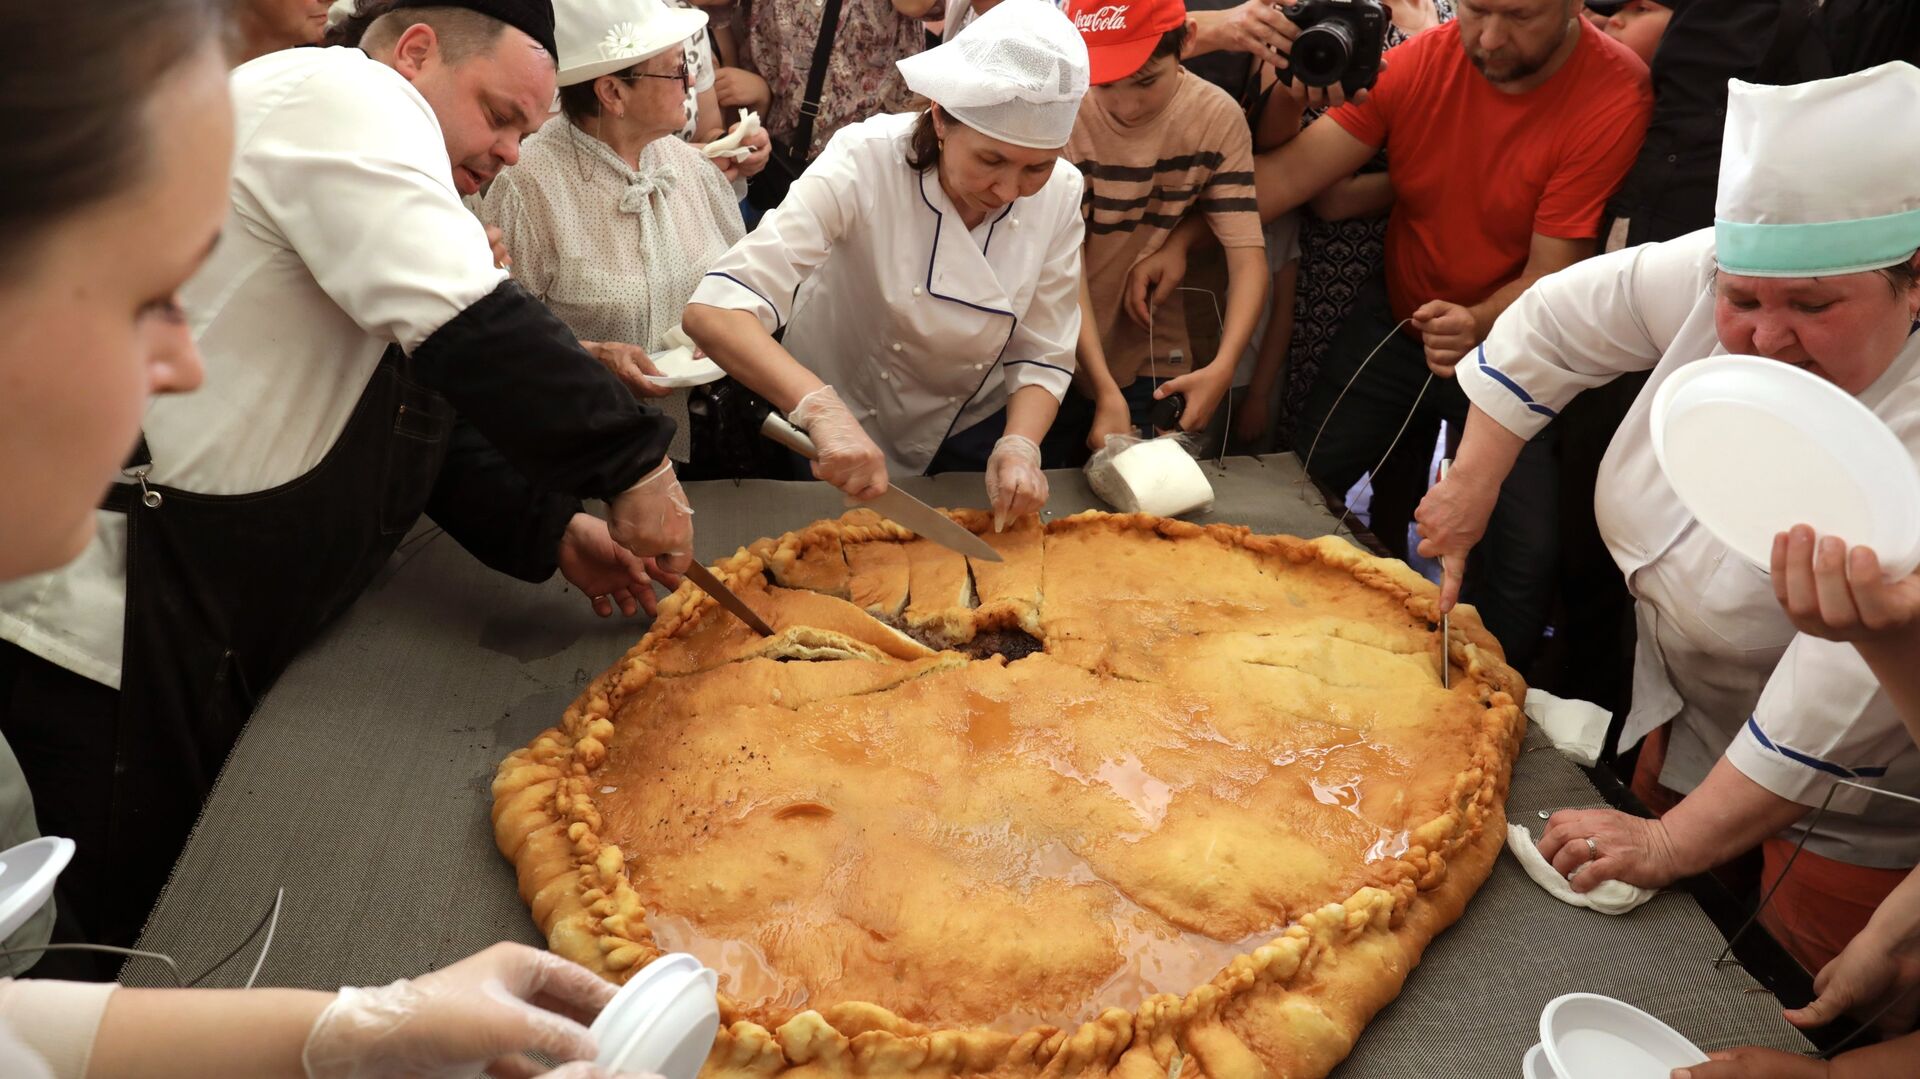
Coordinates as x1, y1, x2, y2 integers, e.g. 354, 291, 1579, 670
1065, 0, 1189, 84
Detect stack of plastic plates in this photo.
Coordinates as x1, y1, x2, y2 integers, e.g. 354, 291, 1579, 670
644, 346, 726, 389
1523, 993, 1709, 1078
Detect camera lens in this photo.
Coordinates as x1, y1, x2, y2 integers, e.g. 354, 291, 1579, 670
1291, 21, 1355, 87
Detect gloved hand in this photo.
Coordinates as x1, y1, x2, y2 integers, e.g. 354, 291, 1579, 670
302, 942, 615, 1079
607, 459, 695, 578
985, 435, 1047, 532
790, 386, 888, 501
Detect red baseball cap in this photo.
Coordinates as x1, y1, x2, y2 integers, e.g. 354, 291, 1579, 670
1066, 0, 1188, 85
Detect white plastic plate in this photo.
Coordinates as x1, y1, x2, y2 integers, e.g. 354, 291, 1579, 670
1522, 1041, 1558, 1079
0, 836, 75, 942
1650, 354, 1920, 578
591, 951, 721, 1079
645, 346, 725, 389
1540, 993, 1708, 1079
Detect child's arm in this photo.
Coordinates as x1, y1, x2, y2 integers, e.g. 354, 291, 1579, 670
1235, 259, 1296, 446
1252, 77, 1308, 154
1308, 173, 1393, 221
1833, 1033, 1920, 1078
1075, 269, 1133, 450
1146, 243, 1269, 434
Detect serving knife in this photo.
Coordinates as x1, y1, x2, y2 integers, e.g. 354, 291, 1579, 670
1437, 458, 1451, 690
759, 413, 1004, 563
683, 561, 775, 636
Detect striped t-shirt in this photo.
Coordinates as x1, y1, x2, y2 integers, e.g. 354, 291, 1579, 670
1068, 71, 1263, 384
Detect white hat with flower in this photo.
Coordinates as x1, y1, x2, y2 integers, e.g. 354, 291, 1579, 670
553, 0, 707, 87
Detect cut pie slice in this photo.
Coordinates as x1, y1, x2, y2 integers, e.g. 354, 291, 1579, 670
954, 510, 1044, 630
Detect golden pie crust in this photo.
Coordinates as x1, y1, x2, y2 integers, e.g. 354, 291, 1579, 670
493, 510, 1526, 1079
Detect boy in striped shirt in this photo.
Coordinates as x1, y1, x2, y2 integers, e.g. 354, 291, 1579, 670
1062, 0, 1268, 450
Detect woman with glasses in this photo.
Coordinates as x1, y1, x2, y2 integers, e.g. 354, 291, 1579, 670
479, 0, 747, 470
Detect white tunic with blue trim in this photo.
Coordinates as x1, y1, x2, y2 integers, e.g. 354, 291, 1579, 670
688, 112, 1084, 475
1460, 227, 1920, 866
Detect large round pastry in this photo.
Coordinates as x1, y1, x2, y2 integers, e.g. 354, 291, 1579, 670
493, 509, 1526, 1079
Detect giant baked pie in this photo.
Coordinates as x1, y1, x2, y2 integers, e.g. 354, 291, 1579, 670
493, 510, 1526, 1079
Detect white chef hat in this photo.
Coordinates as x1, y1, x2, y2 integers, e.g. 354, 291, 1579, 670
895, 0, 1090, 151
1716, 61, 1920, 278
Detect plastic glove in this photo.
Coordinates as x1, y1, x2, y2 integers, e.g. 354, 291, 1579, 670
302, 942, 615, 1079
790, 386, 888, 501
985, 435, 1047, 532
606, 458, 695, 578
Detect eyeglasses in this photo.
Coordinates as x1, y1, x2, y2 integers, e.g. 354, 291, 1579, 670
614, 64, 690, 84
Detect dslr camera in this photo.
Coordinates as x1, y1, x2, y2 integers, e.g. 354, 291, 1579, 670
1275, 0, 1388, 98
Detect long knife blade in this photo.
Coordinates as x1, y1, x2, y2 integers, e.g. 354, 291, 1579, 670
760, 413, 1004, 562
1437, 458, 1451, 690
864, 487, 1004, 562
683, 561, 775, 636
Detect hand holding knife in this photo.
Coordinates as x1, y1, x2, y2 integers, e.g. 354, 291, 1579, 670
761, 413, 1003, 563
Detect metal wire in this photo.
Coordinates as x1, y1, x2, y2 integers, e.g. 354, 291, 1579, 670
1172, 286, 1230, 468
0, 944, 184, 986
1297, 318, 1424, 537
1141, 284, 1231, 460
0, 887, 284, 990
243, 887, 285, 990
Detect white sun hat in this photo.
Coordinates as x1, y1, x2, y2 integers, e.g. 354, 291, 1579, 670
1716, 60, 1920, 278
553, 0, 707, 88
895, 0, 1091, 150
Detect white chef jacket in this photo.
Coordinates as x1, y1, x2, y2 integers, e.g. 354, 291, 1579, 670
687, 112, 1083, 475
1459, 227, 1920, 865
0, 47, 506, 688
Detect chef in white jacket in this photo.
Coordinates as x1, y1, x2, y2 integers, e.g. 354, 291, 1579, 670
683, 0, 1087, 529
1416, 62, 1920, 973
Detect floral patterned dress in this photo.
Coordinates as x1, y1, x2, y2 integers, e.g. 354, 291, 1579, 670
745, 0, 929, 163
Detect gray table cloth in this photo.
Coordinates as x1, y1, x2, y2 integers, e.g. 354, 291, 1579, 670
128, 455, 1813, 1071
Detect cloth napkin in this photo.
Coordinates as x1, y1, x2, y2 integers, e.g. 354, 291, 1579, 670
1506, 823, 1658, 915
1524, 689, 1611, 767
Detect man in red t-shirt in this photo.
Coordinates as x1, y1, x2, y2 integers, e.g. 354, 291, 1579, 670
1132, 0, 1650, 670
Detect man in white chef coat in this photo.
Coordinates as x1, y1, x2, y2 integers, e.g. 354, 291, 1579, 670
0, 0, 695, 971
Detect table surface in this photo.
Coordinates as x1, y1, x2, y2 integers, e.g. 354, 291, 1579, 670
129, 455, 1812, 1072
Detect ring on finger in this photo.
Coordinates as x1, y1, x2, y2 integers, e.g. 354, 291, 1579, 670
1584, 836, 1599, 860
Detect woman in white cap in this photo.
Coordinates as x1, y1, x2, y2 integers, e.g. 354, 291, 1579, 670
682, 0, 1089, 529
479, 0, 747, 469
1416, 61, 1920, 975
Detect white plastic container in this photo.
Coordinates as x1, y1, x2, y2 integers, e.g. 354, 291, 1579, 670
0, 836, 74, 942
591, 952, 721, 1079
1535, 992, 1709, 1079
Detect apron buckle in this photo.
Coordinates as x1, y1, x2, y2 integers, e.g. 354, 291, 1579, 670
123, 465, 163, 508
